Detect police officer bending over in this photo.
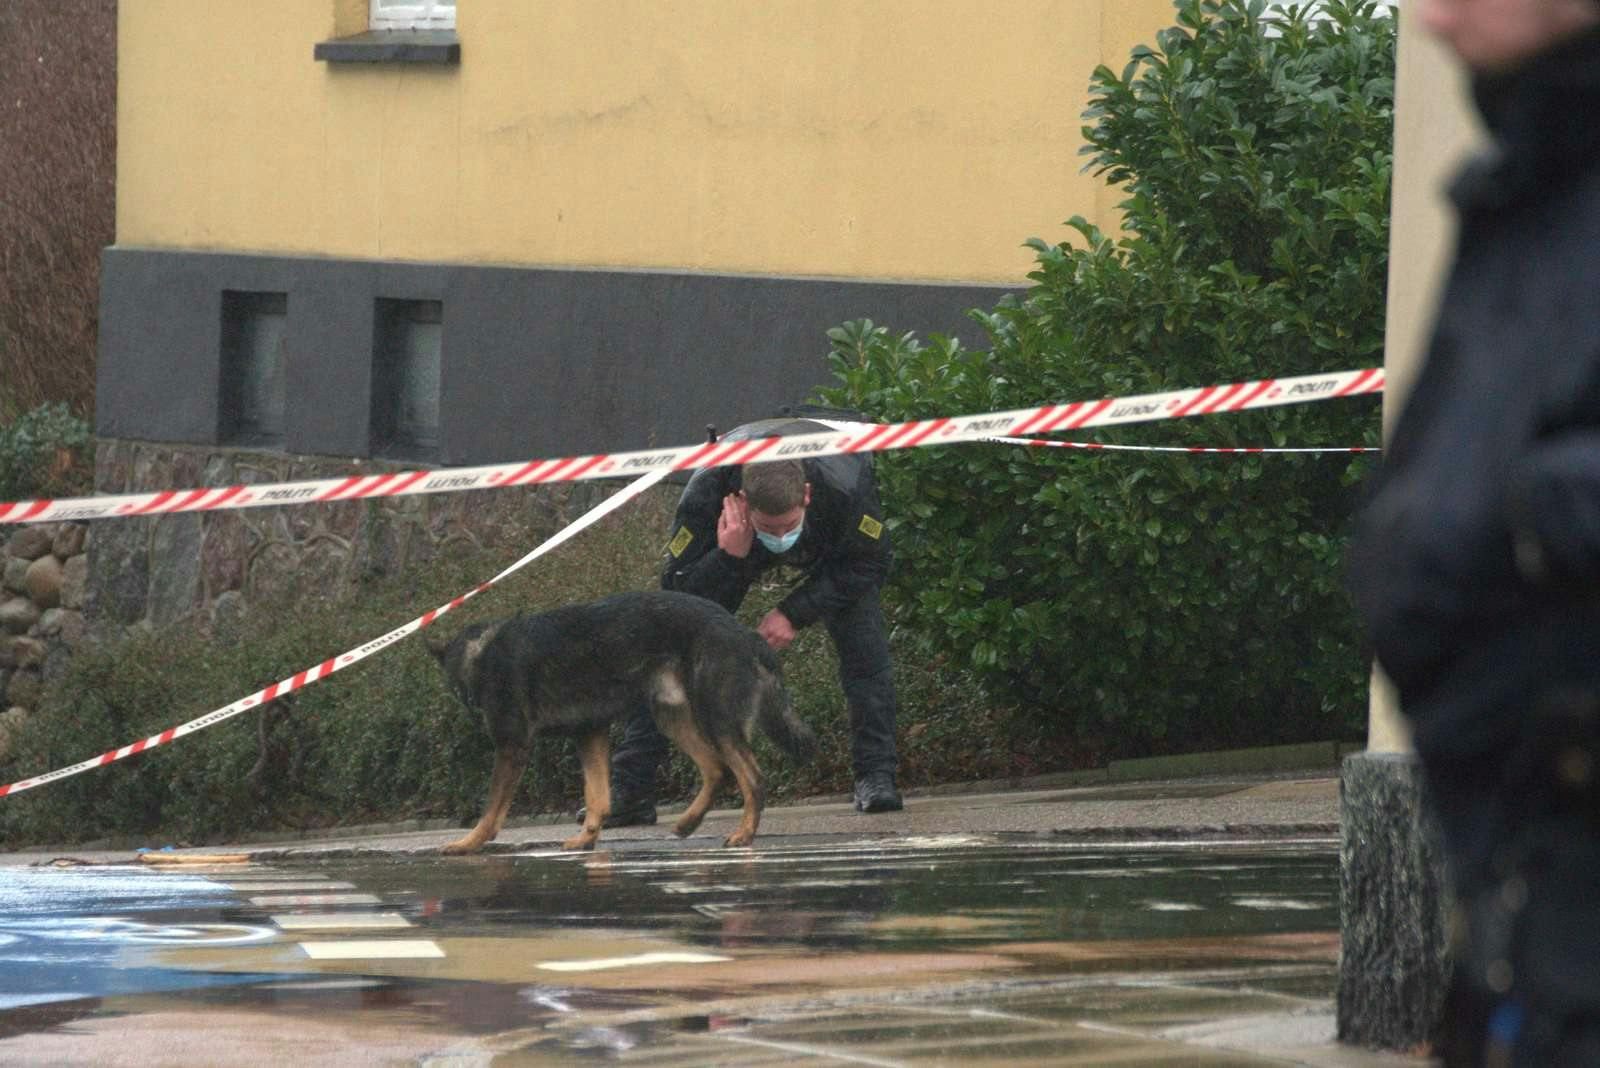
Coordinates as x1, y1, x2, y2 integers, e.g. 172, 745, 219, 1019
601, 415, 903, 824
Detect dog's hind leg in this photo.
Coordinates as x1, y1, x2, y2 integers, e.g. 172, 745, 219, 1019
656, 712, 724, 838
716, 740, 765, 848
443, 746, 529, 855
563, 728, 611, 851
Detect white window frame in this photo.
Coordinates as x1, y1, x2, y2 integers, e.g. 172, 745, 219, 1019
371, 0, 455, 31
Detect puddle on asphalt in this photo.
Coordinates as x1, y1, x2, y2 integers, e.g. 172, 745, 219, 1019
250, 837, 1340, 973
0, 838, 1340, 1058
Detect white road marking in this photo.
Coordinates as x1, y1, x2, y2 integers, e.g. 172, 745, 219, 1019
223, 881, 356, 892
271, 912, 413, 930
715, 1034, 907, 1067
537, 951, 731, 972
0, 992, 91, 1010
1230, 897, 1324, 911
299, 940, 444, 960
250, 893, 383, 907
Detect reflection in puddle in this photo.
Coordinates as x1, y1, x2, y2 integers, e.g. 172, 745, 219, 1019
1230, 897, 1324, 911
315, 838, 1339, 961
0, 838, 1342, 1061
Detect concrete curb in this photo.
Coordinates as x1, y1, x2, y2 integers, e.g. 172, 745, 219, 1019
804, 739, 1364, 804
8, 739, 1361, 856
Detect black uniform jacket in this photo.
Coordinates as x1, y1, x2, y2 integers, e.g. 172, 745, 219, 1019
1346, 29, 1600, 762
660, 418, 892, 628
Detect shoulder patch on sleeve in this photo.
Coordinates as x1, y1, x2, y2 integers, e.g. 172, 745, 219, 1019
668, 526, 694, 557
857, 514, 884, 540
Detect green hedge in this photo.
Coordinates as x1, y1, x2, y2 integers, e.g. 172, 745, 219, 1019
0, 402, 91, 502
817, 0, 1393, 756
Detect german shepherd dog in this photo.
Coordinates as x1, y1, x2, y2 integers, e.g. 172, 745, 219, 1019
426, 590, 817, 853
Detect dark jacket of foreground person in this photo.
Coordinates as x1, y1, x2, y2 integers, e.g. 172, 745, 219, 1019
1346, 27, 1600, 1066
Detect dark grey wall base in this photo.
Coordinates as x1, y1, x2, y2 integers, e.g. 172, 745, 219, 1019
1337, 750, 1450, 1051
98, 247, 1016, 467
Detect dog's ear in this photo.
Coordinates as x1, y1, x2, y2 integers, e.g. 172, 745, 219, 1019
422, 628, 452, 662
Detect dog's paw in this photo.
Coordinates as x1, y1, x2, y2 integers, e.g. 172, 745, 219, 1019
440, 838, 481, 855
672, 817, 703, 838
721, 831, 755, 848
561, 834, 598, 851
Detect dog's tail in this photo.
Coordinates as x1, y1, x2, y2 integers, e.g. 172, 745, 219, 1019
754, 646, 818, 765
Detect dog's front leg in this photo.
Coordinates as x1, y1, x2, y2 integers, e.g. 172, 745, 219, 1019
563, 729, 611, 851
718, 741, 764, 848
443, 746, 529, 855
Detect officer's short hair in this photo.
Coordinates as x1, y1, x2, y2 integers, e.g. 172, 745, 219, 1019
743, 460, 806, 514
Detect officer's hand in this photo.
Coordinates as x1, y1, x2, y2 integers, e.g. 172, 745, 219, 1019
717, 493, 755, 558
757, 609, 797, 651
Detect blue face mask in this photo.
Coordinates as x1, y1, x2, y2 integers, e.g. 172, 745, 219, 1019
756, 521, 803, 554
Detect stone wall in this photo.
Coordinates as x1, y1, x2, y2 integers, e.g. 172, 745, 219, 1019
85, 439, 611, 635
0, 521, 89, 762
0, 439, 614, 767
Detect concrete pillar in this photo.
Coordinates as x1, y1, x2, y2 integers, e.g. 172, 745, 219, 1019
1337, 7, 1485, 1051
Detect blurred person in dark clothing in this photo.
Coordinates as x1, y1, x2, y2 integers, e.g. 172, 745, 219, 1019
1346, 1, 1600, 1063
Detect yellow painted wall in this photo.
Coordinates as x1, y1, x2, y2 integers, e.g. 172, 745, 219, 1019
118, 0, 1175, 283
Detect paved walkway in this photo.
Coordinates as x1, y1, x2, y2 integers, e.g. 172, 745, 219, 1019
1, 772, 1440, 1065
1, 770, 1342, 866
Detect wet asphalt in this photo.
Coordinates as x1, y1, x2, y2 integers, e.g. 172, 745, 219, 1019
0, 774, 1431, 1066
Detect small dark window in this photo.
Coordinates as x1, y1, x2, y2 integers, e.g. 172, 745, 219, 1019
371, 298, 443, 459
219, 291, 288, 446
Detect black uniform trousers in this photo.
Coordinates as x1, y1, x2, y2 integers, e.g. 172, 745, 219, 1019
610, 587, 897, 798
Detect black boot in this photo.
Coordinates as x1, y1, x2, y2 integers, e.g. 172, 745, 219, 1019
853, 771, 903, 813
576, 790, 658, 828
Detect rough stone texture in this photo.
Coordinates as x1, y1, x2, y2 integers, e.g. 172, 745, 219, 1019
6, 526, 57, 562
0, 637, 47, 670
23, 554, 63, 609
5, 668, 41, 709
3, 557, 29, 595
41, 645, 74, 687
146, 515, 203, 629
21, 440, 620, 732
200, 513, 247, 598
104, 442, 603, 620
85, 516, 151, 625
246, 541, 301, 607
52, 523, 87, 560
0, 597, 42, 635
1338, 750, 1450, 1051
59, 555, 88, 610
37, 608, 85, 646
0, 707, 25, 765
211, 590, 246, 638
299, 536, 354, 605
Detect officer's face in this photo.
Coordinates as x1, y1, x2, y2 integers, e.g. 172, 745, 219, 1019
1418, 0, 1599, 72
749, 506, 804, 539
745, 484, 810, 538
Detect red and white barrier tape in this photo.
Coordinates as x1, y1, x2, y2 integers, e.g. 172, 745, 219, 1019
0, 366, 1385, 798
0, 367, 1384, 526
0, 470, 669, 799
988, 436, 1378, 454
